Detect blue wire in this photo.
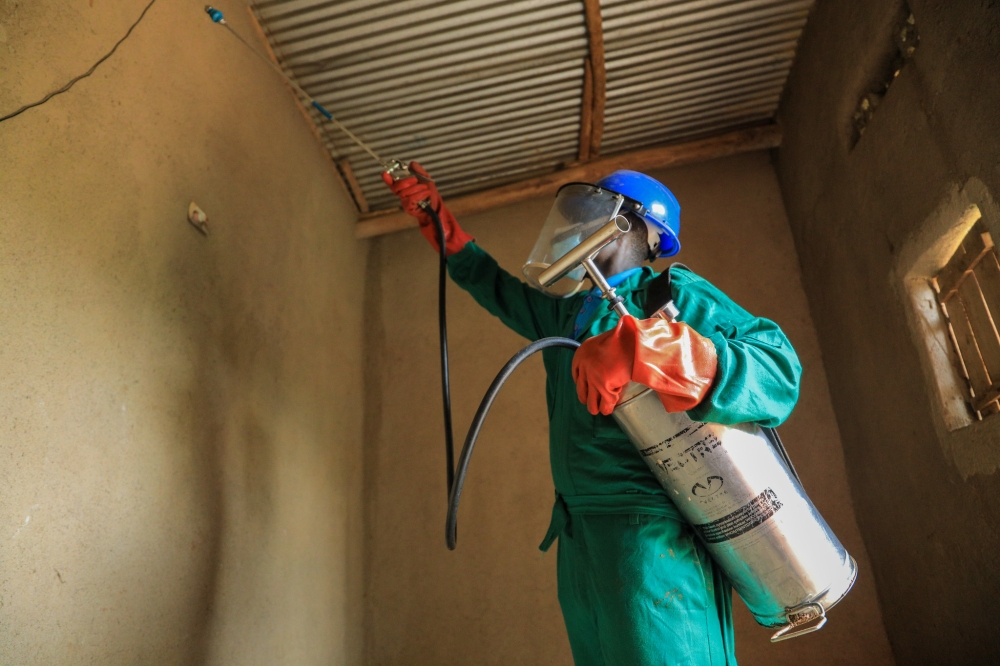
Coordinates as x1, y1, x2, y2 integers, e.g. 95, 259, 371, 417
311, 101, 334, 121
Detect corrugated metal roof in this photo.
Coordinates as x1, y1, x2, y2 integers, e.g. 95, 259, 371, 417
251, 0, 813, 213
601, 0, 811, 153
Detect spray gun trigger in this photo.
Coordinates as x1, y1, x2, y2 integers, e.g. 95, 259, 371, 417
384, 160, 412, 182
381, 159, 435, 210
384, 159, 435, 184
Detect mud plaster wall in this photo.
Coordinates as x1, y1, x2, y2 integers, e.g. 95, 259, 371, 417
1, 1, 365, 664
363, 151, 893, 666
776, 1, 1000, 663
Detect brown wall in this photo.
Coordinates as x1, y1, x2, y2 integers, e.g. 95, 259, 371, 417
0, 1, 365, 664
776, 1, 1000, 663
364, 151, 893, 665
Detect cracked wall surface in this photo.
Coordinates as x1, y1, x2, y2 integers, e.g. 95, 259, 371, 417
0, 1, 365, 663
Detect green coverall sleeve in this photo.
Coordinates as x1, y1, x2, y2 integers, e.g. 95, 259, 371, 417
671, 269, 802, 427
446, 241, 570, 341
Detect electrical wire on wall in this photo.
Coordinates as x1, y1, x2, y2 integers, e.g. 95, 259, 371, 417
0, 0, 158, 124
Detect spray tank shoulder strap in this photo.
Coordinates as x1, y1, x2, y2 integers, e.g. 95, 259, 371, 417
643, 262, 690, 320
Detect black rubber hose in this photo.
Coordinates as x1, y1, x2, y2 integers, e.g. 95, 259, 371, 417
446, 337, 581, 550
425, 206, 455, 495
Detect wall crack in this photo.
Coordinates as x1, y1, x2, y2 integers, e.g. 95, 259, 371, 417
0, 0, 157, 124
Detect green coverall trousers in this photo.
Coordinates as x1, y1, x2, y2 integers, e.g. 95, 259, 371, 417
556, 512, 737, 666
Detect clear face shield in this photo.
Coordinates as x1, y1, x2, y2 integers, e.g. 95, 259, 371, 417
523, 183, 627, 297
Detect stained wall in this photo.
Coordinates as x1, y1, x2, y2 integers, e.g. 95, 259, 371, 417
364, 151, 893, 665
776, 1, 1000, 663
0, 1, 365, 664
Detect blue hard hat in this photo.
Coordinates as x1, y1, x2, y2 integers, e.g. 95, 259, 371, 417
595, 170, 681, 257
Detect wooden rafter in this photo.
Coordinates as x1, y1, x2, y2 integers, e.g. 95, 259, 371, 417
578, 58, 595, 162
582, 0, 606, 160
338, 158, 370, 213
356, 124, 782, 239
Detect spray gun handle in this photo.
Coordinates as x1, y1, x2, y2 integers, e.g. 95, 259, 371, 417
384, 159, 411, 182
383, 159, 435, 210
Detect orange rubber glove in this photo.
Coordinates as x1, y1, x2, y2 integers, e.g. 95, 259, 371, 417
381, 161, 474, 256
572, 315, 719, 416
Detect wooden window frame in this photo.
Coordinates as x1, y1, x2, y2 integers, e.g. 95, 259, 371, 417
895, 179, 1000, 477
932, 222, 1000, 418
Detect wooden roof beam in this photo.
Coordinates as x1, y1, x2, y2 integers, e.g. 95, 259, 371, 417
577, 58, 594, 162
356, 124, 782, 239
582, 0, 606, 160
337, 158, 370, 214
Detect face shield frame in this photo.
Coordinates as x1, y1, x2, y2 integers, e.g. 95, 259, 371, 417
523, 182, 646, 298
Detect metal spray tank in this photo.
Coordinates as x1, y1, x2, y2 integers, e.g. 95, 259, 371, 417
533, 194, 858, 641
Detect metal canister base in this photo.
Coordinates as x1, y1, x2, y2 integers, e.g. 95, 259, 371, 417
755, 551, 858, 628
769, 553, 857, 641
771, 602, 827, 642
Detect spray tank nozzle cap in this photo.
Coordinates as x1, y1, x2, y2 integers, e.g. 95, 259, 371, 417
205, 6, 225, 23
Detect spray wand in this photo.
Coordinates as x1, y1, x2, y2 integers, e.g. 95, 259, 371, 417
204, 5, 455, 493
203, 6, 405, 175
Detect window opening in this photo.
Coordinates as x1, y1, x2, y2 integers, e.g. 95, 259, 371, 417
931, 218, 1000, 419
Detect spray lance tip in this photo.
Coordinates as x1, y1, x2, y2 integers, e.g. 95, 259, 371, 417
205, 6, 225, 23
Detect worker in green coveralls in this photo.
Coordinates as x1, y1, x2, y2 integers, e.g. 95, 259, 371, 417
383, 163, 801, 666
